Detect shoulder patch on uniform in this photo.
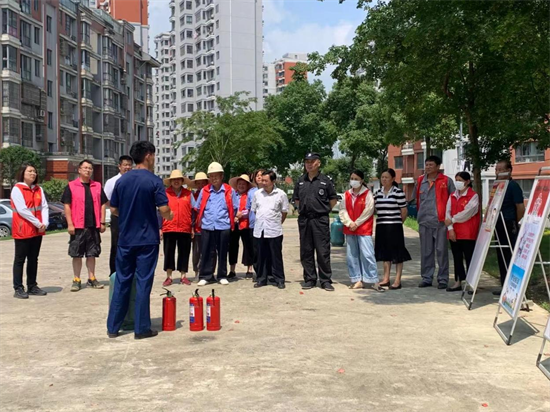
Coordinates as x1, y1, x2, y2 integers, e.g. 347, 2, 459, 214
299, 182, 304, 185
320, 181, 327, 185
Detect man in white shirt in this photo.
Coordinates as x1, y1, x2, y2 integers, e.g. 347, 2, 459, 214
251, 171, 289, 289
104, 155, 133, 275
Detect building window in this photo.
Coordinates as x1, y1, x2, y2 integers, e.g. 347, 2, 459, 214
394, 156, 403, 169
46, 16, 52, 33
21, 0, 31, 14
186, 15, 193, 24
47, 49, 52, 65
186, 60, 193, 69
59, 70, 64, 85
47, 80, 52, 97
187, 74, 193, 83
34, 0, 38, 10
21, 55, 32, 81
216, 20, 219, 29
20, 20, 31, 47
216, 51, 219, 60
217, 82, 220, 91
186, 0, 192, 10
186, 30, 193, 39
1, 9, 17, 36
216, 35, 219, 44
515, 141, 545, 163
1, 45, 17, 71
187, 103, 194, 113
34, 27, 40, 45
186, 45, 193, 54
34, 59, 40, 77
516, 179, 534, 199
48, 112, 53, 129
416, 152, 425, 170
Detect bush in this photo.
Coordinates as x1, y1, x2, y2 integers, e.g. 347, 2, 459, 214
42, 178, 68, 202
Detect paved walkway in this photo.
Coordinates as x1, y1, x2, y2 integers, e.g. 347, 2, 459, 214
0, 220, 548, 412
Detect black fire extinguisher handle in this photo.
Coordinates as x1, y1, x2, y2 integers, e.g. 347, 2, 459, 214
212, 289, 215, 299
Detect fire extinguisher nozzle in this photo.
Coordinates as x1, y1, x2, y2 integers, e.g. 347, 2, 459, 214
212, 289, 215, 299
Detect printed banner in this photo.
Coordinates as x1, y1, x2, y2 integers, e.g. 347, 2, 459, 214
465, 180, 509, 290
544, 316, 550, 341
500, 178, 550, 317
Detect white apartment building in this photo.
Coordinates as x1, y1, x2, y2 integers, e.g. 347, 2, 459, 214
154, 0, 263, 179
262, 52, 308, 98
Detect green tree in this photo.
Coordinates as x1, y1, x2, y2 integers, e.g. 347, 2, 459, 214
311, 0, 550, 202
323, 156, 374, 193
42, 178, 68, 202
175, 92, 282, 178
0, 146, 43, 188
265, 79, 337, 175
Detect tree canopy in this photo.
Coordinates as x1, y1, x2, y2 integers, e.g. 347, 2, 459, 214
0, 146, 43, 188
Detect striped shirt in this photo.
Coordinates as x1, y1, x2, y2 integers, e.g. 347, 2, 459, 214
374, 186, 407, 225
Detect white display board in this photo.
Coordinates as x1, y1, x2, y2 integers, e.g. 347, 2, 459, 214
499, 177, 550, 318
544, 316, 550, 341
465, 180, 509, 292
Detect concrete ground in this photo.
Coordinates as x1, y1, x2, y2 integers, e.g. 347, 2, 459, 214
0, 220, 549, 412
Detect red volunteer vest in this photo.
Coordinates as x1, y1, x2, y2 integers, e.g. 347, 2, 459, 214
197, 183, 235, 231
236, 192, 249, 230
416, 173, 450, 222
162, 187, 193, 233
450, 188, 480, 240
11, 183, 45, 239
68, 179, 102, 229
343, 189, 373, 236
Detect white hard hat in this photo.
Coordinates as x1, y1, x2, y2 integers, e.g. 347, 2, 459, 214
207, 162, 224, 174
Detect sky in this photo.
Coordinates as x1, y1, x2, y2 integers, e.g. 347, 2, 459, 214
148, 0, 367, 91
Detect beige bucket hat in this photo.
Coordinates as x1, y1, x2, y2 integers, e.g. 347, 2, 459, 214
188, 171, 209, 189
163, 170, 192, 187
229, 174, 252, 191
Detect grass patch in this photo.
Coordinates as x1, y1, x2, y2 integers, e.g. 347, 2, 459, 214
0, 229, 68, 242
404, 217, 419, 232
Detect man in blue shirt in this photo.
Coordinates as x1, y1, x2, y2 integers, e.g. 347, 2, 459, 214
493, 159, 525, 295
107, 141, 173, 340
193, 162, 235, 286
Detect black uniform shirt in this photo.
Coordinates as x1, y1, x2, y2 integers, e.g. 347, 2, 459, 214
292, 172, 337, 216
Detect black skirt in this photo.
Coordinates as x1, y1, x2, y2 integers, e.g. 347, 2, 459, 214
374, 223, 411, 263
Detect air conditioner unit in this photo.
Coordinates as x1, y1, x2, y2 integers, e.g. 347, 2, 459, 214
38, 110, 45, 118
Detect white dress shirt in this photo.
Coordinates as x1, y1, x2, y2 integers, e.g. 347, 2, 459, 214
251, 187, 289, 238
104, 173, 121, 201
10, 183, 49, 228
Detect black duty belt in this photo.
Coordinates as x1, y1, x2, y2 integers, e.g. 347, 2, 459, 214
300, 212, 329, 219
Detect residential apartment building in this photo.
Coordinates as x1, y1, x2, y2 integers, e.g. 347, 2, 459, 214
153, 0, 263, 179
388, 140, 550, 207
262, 52, 308, 98
0, 0, 159, 196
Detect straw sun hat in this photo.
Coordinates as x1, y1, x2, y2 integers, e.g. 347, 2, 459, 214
229, 174, 252, 191
163, 170, 192, 187
188, 171, 209, 189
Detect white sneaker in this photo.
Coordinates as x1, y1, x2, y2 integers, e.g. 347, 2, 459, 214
197, 279, 207, 286
219, 278, 229, 285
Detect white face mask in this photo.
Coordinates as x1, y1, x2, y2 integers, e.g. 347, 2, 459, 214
455, 181, 466, 191
350, 180, 362, 189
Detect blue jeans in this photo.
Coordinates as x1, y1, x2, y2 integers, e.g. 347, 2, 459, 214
346, 235, 378, 284
107, 244, 159, 335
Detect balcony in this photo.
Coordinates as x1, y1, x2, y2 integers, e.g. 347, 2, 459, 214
102, 52, 115, 64
103, 73, 115, 88
81, 64, 93, 79
61, 57, 78, 73
60, 0, 78, 15
62, 89, 79, 101
61, 115, 79, 130
401, 143, 414, 156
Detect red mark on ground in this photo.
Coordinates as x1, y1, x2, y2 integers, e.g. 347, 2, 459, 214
337, 368, 345, 374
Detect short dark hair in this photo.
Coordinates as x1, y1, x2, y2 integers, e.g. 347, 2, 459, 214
455, 171, 473, 187
262, 170, 277, 182
425, 155, 442, 166
16, 163, 39, 185
497, 159, 513, 173
130, 141, 156, 165
381, 168, 399, 187
119, 155, 133, 165
78, 159, 93, 168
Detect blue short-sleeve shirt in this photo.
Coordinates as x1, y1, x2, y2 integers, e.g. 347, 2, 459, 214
111, 169, 168, 247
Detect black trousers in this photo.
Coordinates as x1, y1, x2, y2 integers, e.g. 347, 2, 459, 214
256, 233, 285, 285
109, 215, 119, 275
163, 232, 192, 273
13, 236, 43, 290
298, 215, 332, 285
199, 229, 230, 282
449, 239, 476, 282
229, 227, 253, 266
495, 218, 519, 286
252, 231, 259, 274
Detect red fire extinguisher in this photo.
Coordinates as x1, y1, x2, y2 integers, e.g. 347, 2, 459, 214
189, 289, 204, 332
161, 288, 176, 332
207, 289, 221, 331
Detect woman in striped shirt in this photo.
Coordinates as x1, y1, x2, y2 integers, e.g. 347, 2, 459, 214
374, 168, 411, 289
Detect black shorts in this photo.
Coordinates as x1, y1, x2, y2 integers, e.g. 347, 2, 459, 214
68, 228, 102, 258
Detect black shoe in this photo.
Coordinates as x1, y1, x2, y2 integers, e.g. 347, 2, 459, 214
252, 273, 257, 282
135, 330, 158, 340
253, 283, 267, 288
302, 281, 316, 290
107, 331, 119, 338
389, 284, 402, 290
492, 289, 502, 296
418, 282, 432, 288
446, 285, 462, 292
245, 272, 253, 279
437, 283, 448, 290
14, 287, 29, 299
227, 271, 237, 279
28, 285, 47, 296
277, 283, 286, 289
322, 283, 335, 292
379, 282, 390, 287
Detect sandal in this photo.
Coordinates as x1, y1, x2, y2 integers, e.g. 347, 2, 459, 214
348, 281, 363, 290
371, 285, 385, 293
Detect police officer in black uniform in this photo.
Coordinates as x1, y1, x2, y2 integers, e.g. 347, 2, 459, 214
292, 152, 338, 291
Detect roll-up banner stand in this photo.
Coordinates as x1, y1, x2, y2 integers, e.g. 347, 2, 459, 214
462, 178, 509, 309
537, 316, 550, 380
494, 169, 550, 345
